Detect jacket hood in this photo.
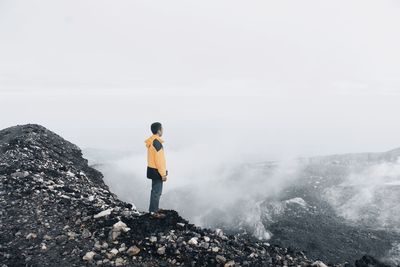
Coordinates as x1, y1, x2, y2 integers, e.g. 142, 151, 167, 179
145, 134, 164, 148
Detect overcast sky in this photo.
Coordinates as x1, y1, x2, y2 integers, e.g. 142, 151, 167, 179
1, 0, 400, 159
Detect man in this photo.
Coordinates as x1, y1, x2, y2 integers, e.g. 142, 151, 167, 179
145, 122, 168, 219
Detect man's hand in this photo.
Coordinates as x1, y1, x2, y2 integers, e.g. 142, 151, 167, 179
162, 175, 167, 182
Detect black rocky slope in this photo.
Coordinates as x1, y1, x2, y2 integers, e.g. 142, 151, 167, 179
262, 154, 400, 264
0, 124, 390, 267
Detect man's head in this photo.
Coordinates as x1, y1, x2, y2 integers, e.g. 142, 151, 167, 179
151, 122, 163, 136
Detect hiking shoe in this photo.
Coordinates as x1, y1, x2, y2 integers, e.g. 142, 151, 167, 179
150, 212, 166, 219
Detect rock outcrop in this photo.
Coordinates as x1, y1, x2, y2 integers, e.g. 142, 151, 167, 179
0, 124, 393, 266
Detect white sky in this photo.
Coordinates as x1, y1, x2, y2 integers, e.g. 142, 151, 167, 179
1, 0, 400, 159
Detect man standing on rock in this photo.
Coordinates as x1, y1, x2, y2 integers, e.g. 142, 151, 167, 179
145, 122, 168, 219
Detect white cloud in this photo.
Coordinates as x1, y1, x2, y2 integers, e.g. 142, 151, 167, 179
1, 0, 400, 157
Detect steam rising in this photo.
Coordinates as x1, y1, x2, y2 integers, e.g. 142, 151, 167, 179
324, 158, 400, 231
86, 145, 302, 238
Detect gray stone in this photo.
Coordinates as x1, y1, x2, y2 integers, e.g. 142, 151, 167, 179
216, 255, 226, 264
157, 246, 166, 255
83, 251, 96, 261
127, 246, 140, 256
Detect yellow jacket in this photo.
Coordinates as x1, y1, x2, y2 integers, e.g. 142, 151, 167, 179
145, 134, 167, 179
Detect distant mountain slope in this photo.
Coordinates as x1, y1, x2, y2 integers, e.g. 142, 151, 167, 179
258, 147, 400, 265
303, 147, 400, 165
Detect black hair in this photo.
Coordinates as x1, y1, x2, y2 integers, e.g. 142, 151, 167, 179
151, 122, 162, 134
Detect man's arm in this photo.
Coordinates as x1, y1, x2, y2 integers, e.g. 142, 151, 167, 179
153, 140, 167, 180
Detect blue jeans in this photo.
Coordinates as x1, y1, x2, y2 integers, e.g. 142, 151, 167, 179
149, 178, 163, 213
